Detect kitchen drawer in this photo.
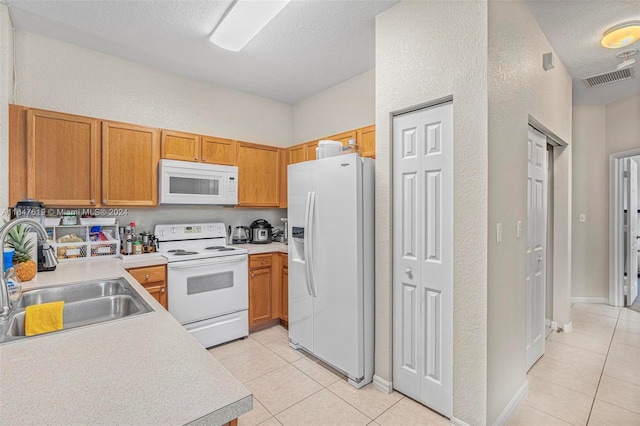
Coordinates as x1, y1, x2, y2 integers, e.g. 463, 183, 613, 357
249, 254, 272, 269
127, 265, 166, 284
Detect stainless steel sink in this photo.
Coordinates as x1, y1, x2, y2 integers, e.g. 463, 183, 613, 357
17, 279, 129, 308
0, 278, 154, 344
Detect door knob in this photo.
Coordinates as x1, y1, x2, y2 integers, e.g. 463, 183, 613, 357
145, 274, 150, 280
405, 268, 413, 278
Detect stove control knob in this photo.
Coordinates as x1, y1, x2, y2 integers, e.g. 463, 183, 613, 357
170, 227, 176, 234
208, 226, 213, 232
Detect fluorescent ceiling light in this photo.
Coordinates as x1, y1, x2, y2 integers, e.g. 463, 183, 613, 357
601, 20, 640, 49
210, 0, 291, 52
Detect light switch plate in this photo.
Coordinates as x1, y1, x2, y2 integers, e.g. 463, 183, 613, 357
497, 223, 502, 243
579, 214, 586, 223
517, 221, 523, 239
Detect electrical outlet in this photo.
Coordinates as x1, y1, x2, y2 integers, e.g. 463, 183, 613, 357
579, 214, 586, 223
497, 223, 502, 243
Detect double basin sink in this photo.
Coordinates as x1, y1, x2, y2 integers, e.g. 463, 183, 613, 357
0, 278, 154, 344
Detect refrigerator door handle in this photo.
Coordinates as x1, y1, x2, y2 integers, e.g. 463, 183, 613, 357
307, 191, 317, 297
303, 191, 314, 297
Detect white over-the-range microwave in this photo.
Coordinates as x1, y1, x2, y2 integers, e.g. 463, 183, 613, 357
159, 159, 238, 205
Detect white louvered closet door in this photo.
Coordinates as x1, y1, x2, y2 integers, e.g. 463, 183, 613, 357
392, 102, 453, 418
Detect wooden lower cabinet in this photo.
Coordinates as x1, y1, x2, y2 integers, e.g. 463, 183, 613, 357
249, 254, 272, 326
126, 265, 168, 309
248, 252, 288, 330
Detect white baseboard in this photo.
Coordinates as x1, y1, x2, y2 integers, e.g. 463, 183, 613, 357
562, 321, 573, 333
571, 297, 610, 304
373, 375, 392, 394
492, 379, 529, 426
450, 417, 471, 426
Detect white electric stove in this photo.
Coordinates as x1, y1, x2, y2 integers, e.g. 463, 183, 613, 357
155, 222, 248, 348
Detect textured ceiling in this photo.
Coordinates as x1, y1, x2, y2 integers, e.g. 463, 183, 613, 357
525, 0, 640, 105
6, 0, 398, 104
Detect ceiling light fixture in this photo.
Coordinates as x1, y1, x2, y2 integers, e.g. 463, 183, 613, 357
616, 49, 637, 70
601, 20, 640, 49
210, 0, 291, 52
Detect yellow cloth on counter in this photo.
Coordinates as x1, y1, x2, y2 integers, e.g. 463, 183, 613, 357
24, 301, 64, 336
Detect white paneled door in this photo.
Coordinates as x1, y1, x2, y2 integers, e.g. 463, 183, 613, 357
526, 126, 547, 371
625, 158, 638, 306
392, 102, 453, 418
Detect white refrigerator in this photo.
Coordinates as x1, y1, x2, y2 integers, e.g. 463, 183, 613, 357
288, 153, 374, 389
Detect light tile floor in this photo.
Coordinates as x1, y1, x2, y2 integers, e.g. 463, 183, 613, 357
509, 304, 640, 425
208, 325, 449, 426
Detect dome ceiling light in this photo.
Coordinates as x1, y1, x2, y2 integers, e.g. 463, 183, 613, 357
601, 20, 640, 49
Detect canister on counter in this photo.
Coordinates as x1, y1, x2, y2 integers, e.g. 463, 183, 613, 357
132, 240, 143, 255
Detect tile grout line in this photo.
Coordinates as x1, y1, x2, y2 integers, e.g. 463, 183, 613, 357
585, 309, 620, 425
519, 400, 575, 425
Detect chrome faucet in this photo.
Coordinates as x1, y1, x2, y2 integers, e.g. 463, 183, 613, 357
0, 218, 58, 320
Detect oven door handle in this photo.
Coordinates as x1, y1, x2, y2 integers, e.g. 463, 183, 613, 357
166, 255, 247, 269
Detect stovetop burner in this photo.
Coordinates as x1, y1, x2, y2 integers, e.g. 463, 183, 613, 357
170, 250, 199, 255
205, 246, 236, 251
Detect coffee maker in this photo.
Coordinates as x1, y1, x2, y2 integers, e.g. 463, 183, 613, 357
13, 199, 56, 272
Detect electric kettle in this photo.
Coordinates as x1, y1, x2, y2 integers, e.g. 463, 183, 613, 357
232, 226, 251, 244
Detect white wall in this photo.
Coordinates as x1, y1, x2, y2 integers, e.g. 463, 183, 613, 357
376, 2, 488, 424
14, 30, 292, 147
572, 105, 607, 299
571, 93, 640, 301
488, 1, 572, 423
606, 93, 640, 156
0, 5, 14, 212
292, 69, 375, 144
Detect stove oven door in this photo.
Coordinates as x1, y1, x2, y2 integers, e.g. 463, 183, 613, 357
167, 255, 248, 324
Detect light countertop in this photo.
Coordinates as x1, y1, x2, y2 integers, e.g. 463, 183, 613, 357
233, 241, 288, 255
1, 258, 252, 425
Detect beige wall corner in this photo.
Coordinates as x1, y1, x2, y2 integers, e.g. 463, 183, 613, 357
0, 5, 14, 211
572, 105, 607, 299
487, 0, 572, 424
376, 1, 488, 424
13, 30, 292, 147
292, 69, 375, 145
606, 93, 640, 156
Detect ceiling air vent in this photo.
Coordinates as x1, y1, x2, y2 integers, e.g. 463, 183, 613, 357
583, 67, 635, 87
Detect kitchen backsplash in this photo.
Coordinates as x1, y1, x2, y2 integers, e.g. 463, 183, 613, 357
112, 206, 287, 235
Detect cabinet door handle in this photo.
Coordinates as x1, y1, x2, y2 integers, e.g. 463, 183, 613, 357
145, 274, 150, 280
161, 287, 165, 293
102, 199, 108, 204
251, 272, 255, 278
202, 157, 206, 161
195, 156, 199, 160
90, 199, 96, 205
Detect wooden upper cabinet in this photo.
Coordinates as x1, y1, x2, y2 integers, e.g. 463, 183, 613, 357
26, 109, 100, 207
327, 130, 357, 146
161, 130, 200, 162
202, 136, 236, 165
357, 125, 376, 158
236, 142, 280, 207
102, 122, 160, 207
306, 141, 319, 161
289, 144, 306, 164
